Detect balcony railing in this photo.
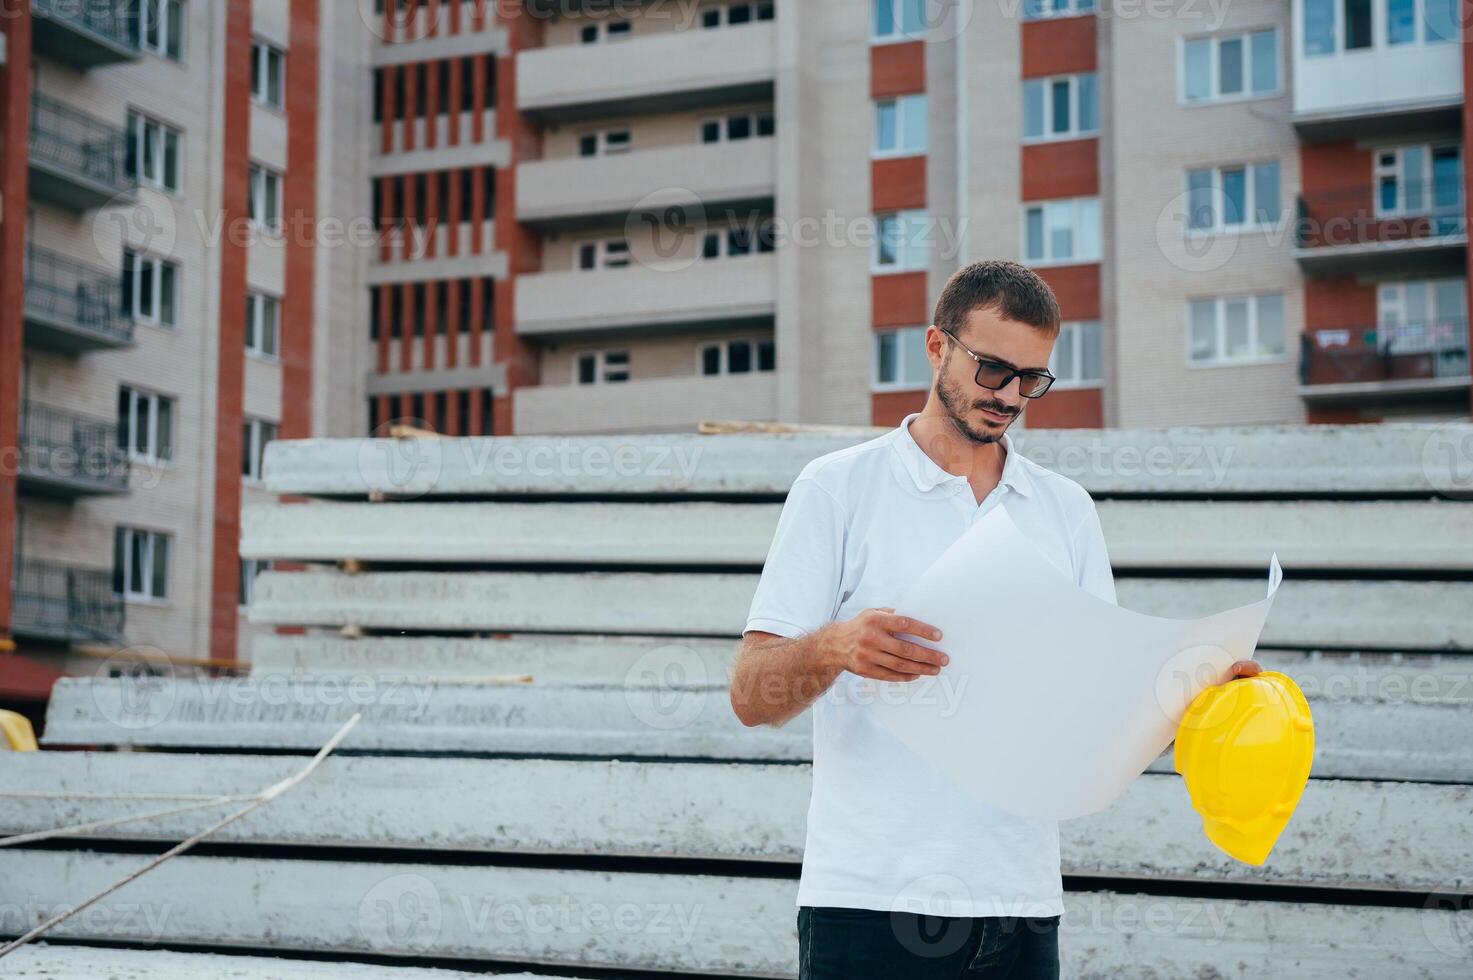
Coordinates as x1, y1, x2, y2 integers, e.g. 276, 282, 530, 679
31, 0, 142, 67
29, 91, 134, 210
11, 556, 125, 645
1300, 318, 1470, 389
23, 244, 133, 351
18, 400, 131, 498
1295, 187, 1466, 251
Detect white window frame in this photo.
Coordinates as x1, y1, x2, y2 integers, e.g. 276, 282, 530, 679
873, 209, 932, 273
249, 164, 283, 234
1022, 0, 1097, 21
115, 526, 170, 602
1184, 160, 1282, 234
127, 111, 181, 192
1373, 142, 1463, 218
873, 94, 928, 157
871, 0, 927, 42
577, 127, 631, 157
1022, 73, 1098, 143
250, 39, 285, 109
1021, 197, 1101, 266
703, 2, 776, 27
872, 325, 933, 391
242, 417, 278, 482
118, 385, 175, 463
573, 349, 630, 385
581, 19, 633, 43
1186, 293, 1287, 367
1378, 277, 1467, 326
576, 238, 631, 271
1180, 28, 1280, 105
697, 337, 776, 376
137, 0, 185, 61
702, 219, 777, 260
1048, 320, 1104, 388
123, 249, 178, 327
239, 558, 272, 609
699, 110, 775, 144
1304, 0, 1457, 55
245, 291, 280, 359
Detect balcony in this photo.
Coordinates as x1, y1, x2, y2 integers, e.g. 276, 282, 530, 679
1299, 320, 1470, 405
24, 245, 133, 352
516, 253, 776, 340
1291, 0, 1462, 141
1294, 188, 1466, 278
31, 0, 141, 68
29, 92, 135, 212
11, 557, 125, 646
517, 139, 776, 229
513, 371, 777, 435
18, 400, 131, 499
517, 21, 776, 121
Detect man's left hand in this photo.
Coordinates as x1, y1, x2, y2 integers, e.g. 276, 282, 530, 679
1228, 660, 1262, 679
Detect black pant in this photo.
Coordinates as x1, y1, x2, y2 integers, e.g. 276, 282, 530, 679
798, 906, 1060, 979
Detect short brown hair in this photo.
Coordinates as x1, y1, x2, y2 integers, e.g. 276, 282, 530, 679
932, 260, 1060, 338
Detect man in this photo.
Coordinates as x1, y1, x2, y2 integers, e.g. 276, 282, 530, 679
730, 261, 1258, 978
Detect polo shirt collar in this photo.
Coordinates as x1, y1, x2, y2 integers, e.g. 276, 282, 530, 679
891, 412, 1033, 498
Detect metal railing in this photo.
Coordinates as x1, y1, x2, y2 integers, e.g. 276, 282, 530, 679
1295, 187, 1465, 249
29, 91, 132, 194
32, 0, 142, 51
23, 244, 132, 344
19, 399, 131, 493
1300, 318, 1470, 387
10, 556, 125, 644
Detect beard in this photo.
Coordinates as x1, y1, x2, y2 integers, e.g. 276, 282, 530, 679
936, 353, 1020, 445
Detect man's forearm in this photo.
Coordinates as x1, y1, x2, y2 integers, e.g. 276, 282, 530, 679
730, 629, 843, 729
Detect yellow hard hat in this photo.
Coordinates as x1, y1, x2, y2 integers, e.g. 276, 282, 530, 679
1173, 671, 1314, 866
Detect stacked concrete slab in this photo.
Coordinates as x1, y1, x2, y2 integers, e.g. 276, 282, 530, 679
3, 425, 1473, 976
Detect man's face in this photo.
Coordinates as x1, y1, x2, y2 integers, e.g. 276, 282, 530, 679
930, 305, 1056, 445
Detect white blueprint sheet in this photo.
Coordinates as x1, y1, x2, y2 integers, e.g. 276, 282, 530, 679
864, 503, 1283, 820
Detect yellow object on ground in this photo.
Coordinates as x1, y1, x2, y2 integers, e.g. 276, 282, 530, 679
1174, 671, 1314, 865
0, 710, 39, 752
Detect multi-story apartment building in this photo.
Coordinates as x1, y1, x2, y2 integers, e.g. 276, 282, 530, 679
348, 0, 1470, 438
0, 0, 329, 718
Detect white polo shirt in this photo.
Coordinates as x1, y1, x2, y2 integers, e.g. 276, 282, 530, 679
744, 412, 1117, 918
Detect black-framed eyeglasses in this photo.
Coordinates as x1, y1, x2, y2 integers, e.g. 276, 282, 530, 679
939, 329, 1056, 399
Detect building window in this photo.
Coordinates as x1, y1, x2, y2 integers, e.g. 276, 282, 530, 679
249, 164, 283, 233
1022, 198, 1100, 265
245, 292, 279, 357
703, 2, 775, 27
242, 417, 278, 481
580, 19, 632, 43
574, 349, 630, 385
122, 250, 178, 327
1188, 293, 1286, 365
1023, 74, 1098, 141
126, 112, 181, 192
239, 558, 272, 608
1306, 0, 1455, 53
872, 0, 925, 40
703, 219, 777, 259
1022, 0, 1096, 19
577, 128, 631, 157
135, 0, 185, 60
576, 238, 630, 270
114, 527, 170, 601
1374, 144, 1462, 229
251, 40, 285, 109
873, 94, 927, 156
117, 386, 175, 462
874, 209, 931, 272
873, 326, 932, 390
1183, 29, 1278, 103
1377, 278, 1468, 368
699, 338, 776, 376
1185, 161, 1281, 231
700, 111, 775, 144
1049, 321, 1103, 387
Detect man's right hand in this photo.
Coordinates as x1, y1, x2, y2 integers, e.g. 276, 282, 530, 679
817, 607, 948, 682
